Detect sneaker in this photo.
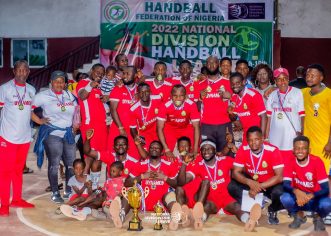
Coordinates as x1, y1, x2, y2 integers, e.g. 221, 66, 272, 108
313, 216, 326, 231
51, 191, 64, 204
62, 191, 72, 200
10, 199, 35, 208
323, 212, 331, 225
268, 211, 279, 225
289, 214, 307, 229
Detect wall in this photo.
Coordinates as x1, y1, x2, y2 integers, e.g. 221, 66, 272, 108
278, 0, 331, 85
0, 0, 100, 38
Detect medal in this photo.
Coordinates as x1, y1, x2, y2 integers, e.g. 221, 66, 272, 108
211, 182, 217, 190
125, 84, 137, 106
14, 82, 27, 111
203, 160, 218, 191
243, 103, 248, 110
159, 92, 163, 98
181, 110, 186, 116
253, 174, 259, 180
141, 125, 146, 130
262, 161, 268, 168
277, 112, 283, 119
189, 85, 194, 92
61, 106, 66, 112
140, 101, 151, 132
206, 86, 212, 92
250, 147, 264, 182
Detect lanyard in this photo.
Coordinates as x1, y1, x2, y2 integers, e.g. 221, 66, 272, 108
277, 87, 290, 108
140, 102, 151, 125
52, 90, 66, 111
249, 147, 264, 175
125, 84, 137, 103
14, 83, 26, 108
203, 159, 218, 182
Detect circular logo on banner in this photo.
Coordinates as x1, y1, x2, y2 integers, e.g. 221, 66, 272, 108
104, 1, 130, 24
232, 26, 262, 52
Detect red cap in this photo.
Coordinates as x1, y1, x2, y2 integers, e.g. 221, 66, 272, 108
273, 67, 289, 78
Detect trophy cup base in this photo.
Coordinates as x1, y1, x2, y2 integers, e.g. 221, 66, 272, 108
153, 224, 163, 230
128, 221, 143, 231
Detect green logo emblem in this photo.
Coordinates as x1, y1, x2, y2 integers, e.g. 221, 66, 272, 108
104, 1, 129, 24
232, 26, 262, 52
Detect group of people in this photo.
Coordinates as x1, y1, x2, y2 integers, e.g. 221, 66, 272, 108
0, 54, 330, 233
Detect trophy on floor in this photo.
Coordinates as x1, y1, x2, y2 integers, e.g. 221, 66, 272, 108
122, 180, 149, 231
153, 201, 164, 230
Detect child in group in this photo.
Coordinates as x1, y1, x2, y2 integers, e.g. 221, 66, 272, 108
100, 66, 117, 125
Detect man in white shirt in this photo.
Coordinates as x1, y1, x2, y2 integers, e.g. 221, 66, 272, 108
0, 60, 36, 216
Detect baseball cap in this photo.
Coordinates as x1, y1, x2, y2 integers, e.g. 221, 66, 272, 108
273, 67, 289, 78
50, 70, 66, 81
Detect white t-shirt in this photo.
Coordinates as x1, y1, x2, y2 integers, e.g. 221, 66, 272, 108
32, 89, 77, 138
0, 79, 36, 144
68, 174, 91, 195
266, 86, 305, 150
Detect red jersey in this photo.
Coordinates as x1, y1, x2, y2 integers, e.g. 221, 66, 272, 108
157, 99, 200, 129
283, 155, 328, 193
98, 151, 138, 178
197, 76, 232, 125
76, 78, 106, 125
103, 177, 125, 201
131, 159, 178, 211
145, 78, 172, 102
231, 88, 266, 133
234, 143, 284, 183
171, 76, 199, 102
109, 84, 138, 127
191, 156, 233, 191
129, 96, 160, 133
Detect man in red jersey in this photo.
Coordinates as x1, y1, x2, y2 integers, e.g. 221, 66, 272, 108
229, 126, 284, 225
197, 56, 233, 153
229, 72, 267, 138
109, 66, 139, 159
145, 61, 172, 102
129, 83, 160, 150
177, 140, 261, 231
281, 135, 331, 232
171, 60, 199, 102
76, 63, 108, 189
157, 85, 200, 159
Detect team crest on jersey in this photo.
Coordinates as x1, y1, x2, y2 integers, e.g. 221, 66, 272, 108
262, 161, 268, 168
313, 103, 320, 117
218, 170, 223, 176
181, 111, 186, 116
155, 108, 159, 114
305, 172, 313, 181
124, 168, 129, 175
243, 103, 248, 110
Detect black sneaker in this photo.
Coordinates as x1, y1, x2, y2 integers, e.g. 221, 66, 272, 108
313, 216, 326, 231
289, 214, 307, 229
268, 211, 279, 225
51, 191, 64, 204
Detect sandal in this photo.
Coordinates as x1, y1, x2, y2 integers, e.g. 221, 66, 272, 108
45, 183, 63, 192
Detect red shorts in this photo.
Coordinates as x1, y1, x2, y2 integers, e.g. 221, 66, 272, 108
80, 123, 108, 158
207, 187, 236, 211
69, 193, 89, 201
164, 126, 194, 152
183, 178, 201, 208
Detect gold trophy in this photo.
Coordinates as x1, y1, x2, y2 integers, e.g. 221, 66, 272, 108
153, 201, 164, 230
122, 180, 149, 231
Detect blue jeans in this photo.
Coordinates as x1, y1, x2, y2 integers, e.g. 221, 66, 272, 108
280, 192, 331, 218
44, 135, 76, 193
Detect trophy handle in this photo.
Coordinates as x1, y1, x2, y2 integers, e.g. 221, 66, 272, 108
144, 186, 150, 199
122, 187, 128, 201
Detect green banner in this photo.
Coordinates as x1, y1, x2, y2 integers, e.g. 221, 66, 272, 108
100, 0, 273, 75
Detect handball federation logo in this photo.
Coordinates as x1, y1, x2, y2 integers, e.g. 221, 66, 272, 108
104, 1, 130, 24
